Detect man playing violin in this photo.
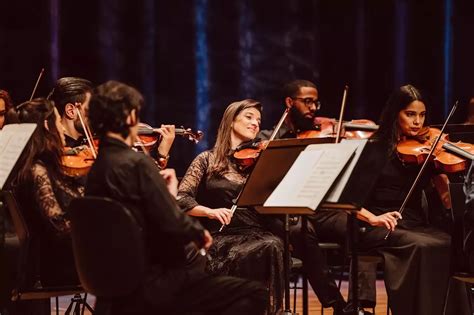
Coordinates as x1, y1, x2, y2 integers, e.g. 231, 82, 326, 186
259, 79, 398, 311
259, 79, 320, 140
48, 77, 94, 148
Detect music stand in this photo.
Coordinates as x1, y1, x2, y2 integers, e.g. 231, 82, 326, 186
237, 138, 386, 315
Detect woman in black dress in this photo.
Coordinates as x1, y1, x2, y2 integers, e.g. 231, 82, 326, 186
313, 84, 462, 315
178, 99, 346, 314
13, 98, 83, 286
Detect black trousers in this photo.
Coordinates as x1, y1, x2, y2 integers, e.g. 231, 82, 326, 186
311, 211, 469, 315
112, 245, 268, 315
264, 216, 345, 308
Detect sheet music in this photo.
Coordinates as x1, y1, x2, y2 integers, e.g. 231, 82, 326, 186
264, 143, 356, 210
0, 124, 37, 189
325, 139, 368, 202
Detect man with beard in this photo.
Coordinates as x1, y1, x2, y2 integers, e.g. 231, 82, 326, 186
259, 79, 320, 140
258, 80, 348, 314
259, 80, 375, 313
48, 77, 94, 148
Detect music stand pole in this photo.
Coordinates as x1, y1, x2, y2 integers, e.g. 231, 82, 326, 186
345, 212, 365, 315
282, 214, 294, 314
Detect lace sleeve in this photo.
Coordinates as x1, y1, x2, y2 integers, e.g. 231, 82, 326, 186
31, 163, 70, 236
177, 151, 210, 211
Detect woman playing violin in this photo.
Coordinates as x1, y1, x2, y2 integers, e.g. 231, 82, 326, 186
312, 84, 470, 315
13, 98, 82, 287
177, 99, 347, 314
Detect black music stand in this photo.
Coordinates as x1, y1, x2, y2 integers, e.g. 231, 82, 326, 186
237, 138, 386, 315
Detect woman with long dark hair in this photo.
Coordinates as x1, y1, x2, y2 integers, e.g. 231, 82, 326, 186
313, 84, 463, 315
13, 98, 82, 286
178, 99, 347, 314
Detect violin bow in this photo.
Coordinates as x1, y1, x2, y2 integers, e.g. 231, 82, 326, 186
29, 68, 45, 101
335, 85, 349, 143
384, 100, 459, 240
75, 107, 97, 159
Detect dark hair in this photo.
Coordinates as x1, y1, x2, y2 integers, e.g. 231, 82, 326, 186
14, 98, 63, 185
95, 80, 144, 109
89, 92, 142, 139
0, 90, 13, 111
375, 84, 428, 152
211, 99, 262, 176
282, 80, 317, 100
48, 77, 93, 116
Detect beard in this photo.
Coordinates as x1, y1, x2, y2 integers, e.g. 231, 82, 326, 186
73, 118, 85, 135
290, 107, 315, 131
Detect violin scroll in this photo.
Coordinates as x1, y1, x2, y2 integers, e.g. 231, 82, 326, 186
135, 122, 204, 147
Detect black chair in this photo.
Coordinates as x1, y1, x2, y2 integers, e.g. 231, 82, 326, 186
69, 196, 147, 315
1, 190, 89, 315
290, 242, 344, 315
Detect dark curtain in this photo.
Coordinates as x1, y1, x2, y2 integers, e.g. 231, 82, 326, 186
1, 0, 473, 175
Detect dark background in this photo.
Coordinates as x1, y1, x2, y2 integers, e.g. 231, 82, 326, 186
1, 0, 473, 175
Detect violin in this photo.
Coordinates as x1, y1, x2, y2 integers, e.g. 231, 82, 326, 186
232, 140, 268, 170
396, 127, 474, 173
297, 117, 378, 140
60, 104, 98, 177
134, 122, 204, 148
62, 146, 95, 177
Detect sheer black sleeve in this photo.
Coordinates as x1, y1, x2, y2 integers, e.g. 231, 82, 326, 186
31, 163, 71, 236
177, 151, 210, 212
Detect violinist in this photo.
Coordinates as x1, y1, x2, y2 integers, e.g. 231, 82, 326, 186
48, 77, 93, 148
259, 79, 320, 140
85, 94, 267, 315
12, 98, 81, 288
260, 80, 401, 309
95, 80, 176, 169
177, 99, 347, 314
312, 84, 470, 315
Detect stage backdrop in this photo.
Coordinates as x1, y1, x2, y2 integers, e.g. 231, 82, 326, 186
1, 0, 473, 174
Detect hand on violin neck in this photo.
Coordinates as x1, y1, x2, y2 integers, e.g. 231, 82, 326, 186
156, 124, 176, 157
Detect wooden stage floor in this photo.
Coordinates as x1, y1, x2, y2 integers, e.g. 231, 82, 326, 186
52, 279, 390, 315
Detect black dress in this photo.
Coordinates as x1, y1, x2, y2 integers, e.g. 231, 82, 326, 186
312, 152, 456, 315
15, 161, 83, 286
177, 150, 285, 313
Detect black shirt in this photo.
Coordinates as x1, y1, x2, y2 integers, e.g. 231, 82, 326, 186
85, 136, 205, 268
65, 134, 87, 148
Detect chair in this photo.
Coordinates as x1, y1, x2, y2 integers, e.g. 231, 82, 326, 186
443, 273, 474, 315
69, 196, 147, 315
1, 190, 90, 315
290, 242, 343, 315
